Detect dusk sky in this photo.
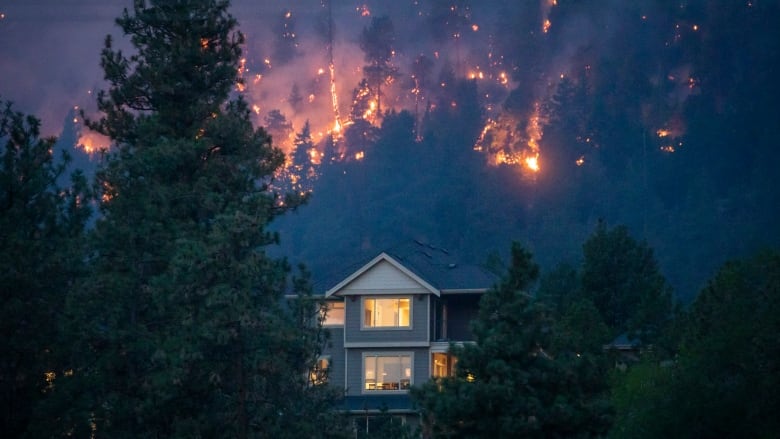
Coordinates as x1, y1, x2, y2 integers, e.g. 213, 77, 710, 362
2, 0, 778, 299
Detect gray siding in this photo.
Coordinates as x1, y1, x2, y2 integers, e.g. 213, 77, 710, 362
322, 326, 345, 390
344, 295, 430, 344
345, 347, 431, 396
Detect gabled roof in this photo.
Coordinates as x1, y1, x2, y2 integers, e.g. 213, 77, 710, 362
325, 252, 439, 297
321, 240, 498, 297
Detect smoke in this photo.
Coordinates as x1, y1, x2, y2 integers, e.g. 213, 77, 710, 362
0, 0, 698, 162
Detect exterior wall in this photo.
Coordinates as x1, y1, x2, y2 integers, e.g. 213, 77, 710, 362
340, 260, 429, 294
344, 347, 431, 396
344, 295, 430, 345
322, 326, 346, 390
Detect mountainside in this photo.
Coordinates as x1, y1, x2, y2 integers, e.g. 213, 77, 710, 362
271, 0, 780, 302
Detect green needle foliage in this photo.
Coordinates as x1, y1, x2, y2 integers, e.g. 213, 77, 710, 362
610, 250, 780, 438
34, 1, 347, 437
413, 242, 611, 438
0, 101, 90, 438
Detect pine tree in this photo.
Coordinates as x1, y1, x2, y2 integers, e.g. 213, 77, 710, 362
290, 121, 317, 193
412, 243, 611, 438
359, 15, 397, 115
610, 250, 780, 438
580, 221, 674, 344
46, 1, 347, 437
0, 102, 90, 438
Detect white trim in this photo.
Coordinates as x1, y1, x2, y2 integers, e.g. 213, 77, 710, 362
325, 253, 440, 297
344, 349, 348, 392
361, 351, 414, 394
426, 295, 431, 348
335, 288, 430, 296
345, 341, 430, 348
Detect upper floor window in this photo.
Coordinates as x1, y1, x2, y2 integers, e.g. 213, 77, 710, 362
322, 301, 345, 326
363, 297, 411, 328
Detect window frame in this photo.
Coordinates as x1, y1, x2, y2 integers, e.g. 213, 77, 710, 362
361, 352, 414, 394
361, 296, 413, 330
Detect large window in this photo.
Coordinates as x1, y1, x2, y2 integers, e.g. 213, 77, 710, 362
322, 301, 345, 326
364, 353, 412, 391
363, 297, 411, 328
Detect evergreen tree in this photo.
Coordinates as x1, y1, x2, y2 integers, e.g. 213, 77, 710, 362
290, 120, 317, 193
413, 242, 611, 438
44, 1, 347, 437
580, 221, 674, 344
359, 15, 397, 115
0, 102, 90, 438
610, 250, 780, 438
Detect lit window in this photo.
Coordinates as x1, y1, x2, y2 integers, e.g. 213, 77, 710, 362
432, 353, 458, 378
363, 297, 411, 328
322, 301, 345, 326
364, 354, 412, 391
310, 356, 330, 385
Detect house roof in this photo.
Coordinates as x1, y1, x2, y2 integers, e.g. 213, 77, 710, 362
319, 240, 498, 296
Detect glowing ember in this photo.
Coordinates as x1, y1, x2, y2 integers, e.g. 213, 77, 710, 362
543, 19, 552, 33
576, 156, 585, 166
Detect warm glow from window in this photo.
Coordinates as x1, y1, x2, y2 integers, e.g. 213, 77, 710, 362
364, 297, 411, 328
364, 354, 412, 391
322, 301, 345, 326
310, 356, 330, 385
432, 353, 458, 378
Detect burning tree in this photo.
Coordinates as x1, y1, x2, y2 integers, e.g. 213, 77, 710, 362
359, 15, 397, 117
48, 1, 348, 437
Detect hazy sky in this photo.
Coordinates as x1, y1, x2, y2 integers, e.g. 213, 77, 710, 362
0, 1, 122, 133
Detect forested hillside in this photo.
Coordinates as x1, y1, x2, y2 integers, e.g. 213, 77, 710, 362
270, 0, 780, 302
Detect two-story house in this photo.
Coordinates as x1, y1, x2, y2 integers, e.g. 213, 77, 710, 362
316, 242, 497, 428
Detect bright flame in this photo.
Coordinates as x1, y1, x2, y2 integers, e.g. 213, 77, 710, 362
525, 155, 540, 171
77, 131, 110, 155
524, 102, 543, 173
329, 62, 343, 138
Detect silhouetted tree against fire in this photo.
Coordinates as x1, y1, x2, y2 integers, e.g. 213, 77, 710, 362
42, 1, 349, 437
0, 102, 90, 438
359, 15, 397, 116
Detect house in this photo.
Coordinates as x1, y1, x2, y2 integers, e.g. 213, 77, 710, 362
315, 241, 497, 430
